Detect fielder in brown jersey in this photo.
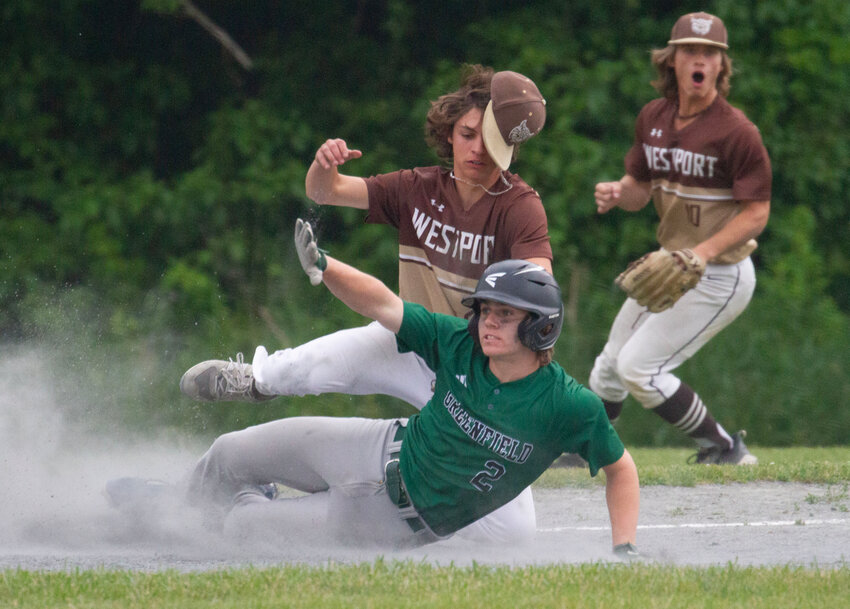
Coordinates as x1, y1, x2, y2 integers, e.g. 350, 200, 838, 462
590, 12, 772, 464
180, 65, 551, 541
365, 166, 549, 317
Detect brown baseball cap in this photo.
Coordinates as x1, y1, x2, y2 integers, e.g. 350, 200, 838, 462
482, 71, 546, 171
668, 12, 729, 50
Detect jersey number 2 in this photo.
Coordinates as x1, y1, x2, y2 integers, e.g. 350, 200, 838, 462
470, 460, 506, 492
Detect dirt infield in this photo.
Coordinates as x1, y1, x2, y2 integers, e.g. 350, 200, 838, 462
5, 348, 845, 571
530, 482, 849, 567
0, 482, 846, 571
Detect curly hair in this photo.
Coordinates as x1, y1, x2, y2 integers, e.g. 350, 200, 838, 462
424, 64, 495, 165
650, 45, 733, 100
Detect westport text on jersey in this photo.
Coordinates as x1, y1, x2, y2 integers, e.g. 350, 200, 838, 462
642, 143, 719, 178
412, 208, 496, 265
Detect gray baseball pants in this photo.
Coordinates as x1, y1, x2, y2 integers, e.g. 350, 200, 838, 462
187, 416, 440, 548
248, 321, 537, 543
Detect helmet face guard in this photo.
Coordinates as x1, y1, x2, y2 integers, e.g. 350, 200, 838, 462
462, 260, 563, 352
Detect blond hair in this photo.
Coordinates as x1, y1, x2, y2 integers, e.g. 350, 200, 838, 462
649, 45, 733, 99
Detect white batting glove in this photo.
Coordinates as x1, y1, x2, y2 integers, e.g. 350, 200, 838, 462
294, 218, 327, 286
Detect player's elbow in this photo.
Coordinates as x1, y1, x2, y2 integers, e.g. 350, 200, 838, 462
305, 184, 331, 206
604, 450, 640, 499
752, 200, 770, 233
375, 299, 404, 334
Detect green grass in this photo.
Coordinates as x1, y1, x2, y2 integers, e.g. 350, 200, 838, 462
537, 446, 850, 487
2, 447, 850, 609
2, 562, 848, 609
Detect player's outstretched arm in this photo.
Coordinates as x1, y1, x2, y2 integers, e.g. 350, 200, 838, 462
322, 257, 403, 334
305, 138, 369, 209
295, 219, 403, 333
602, 449, 640, 551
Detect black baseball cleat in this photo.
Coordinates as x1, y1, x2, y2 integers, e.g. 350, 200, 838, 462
104, 477, 179, 509
613, 542, 640, 560
689, 431, 758, 466
259, 483, 278, 500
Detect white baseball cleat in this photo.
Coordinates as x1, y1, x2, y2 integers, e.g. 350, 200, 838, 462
180, 352, 274, 403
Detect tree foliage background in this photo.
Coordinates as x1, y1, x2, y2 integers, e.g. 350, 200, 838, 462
2, 0, 848, 446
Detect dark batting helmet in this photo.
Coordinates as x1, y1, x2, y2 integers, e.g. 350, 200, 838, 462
462, 259, 564, 351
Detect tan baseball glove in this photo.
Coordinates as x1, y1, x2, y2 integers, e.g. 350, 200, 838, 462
615, 248, 705, 312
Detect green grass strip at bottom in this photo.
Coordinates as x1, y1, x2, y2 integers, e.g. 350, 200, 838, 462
2, 562, 849, 609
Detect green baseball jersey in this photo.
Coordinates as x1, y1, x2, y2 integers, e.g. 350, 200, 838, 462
396, 302, 625, 537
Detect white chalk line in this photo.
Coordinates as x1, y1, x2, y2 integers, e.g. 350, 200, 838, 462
540, 518, 850, 533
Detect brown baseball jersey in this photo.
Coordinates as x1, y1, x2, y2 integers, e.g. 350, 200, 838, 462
365, 167, 552, 316
625, 96, 772, 264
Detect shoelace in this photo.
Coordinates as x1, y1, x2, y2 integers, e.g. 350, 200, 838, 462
215, 352, 253, 396
687, 446, 721, 465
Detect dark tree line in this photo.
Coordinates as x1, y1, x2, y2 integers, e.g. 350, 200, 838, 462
2, 0, 848, 444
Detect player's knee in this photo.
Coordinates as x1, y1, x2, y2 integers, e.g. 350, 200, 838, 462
587, 365, 602, 395
457, 510, 536, 544
207, 430, 244, 462
588, 354, 614, 395
495, 518, 536, 544
615, 356, 653, 405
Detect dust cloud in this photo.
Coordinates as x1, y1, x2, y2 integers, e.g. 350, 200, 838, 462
0, 345, 207, 555
0, 344, 607, 570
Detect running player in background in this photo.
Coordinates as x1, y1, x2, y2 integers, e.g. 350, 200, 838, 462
181, 65, 549, 540
589, 12, 771, 464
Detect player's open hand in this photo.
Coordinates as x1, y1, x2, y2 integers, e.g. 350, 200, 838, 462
314, 138, 363, 169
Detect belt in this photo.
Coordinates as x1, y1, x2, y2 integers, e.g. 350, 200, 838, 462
384, 423, 427, 533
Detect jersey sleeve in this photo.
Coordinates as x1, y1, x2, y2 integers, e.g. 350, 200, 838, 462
727, 123, 772, 202
364, 170, 405, 228
395, 301, 467, 372
624, 105, 652, 182
503, 188, 552, 262
556, 384, 625, 476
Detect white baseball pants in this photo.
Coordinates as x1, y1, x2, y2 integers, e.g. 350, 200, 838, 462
590, 257, 756, 408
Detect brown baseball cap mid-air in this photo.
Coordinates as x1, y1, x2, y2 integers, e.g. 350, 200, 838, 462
668, 12, 729, 50
482, 71, 546, 171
